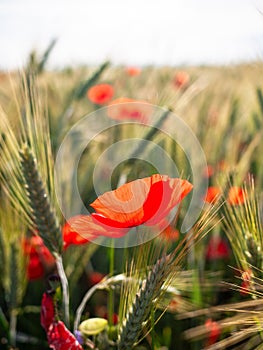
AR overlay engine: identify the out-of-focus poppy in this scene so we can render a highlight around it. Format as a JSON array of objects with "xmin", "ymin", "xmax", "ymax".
[
  {"xmin": 161, "ymin": 226, "xmax": 179, "ymax": 241},
  {"xmin": 227, "ymin": 186, "xmax": 247, "ymax": 205},
  {"xmin": 103, "ymin": 312, "xmax": 119, "ymax": 325},
  {"xmin": 93, "ymin": 305, "xmax": 118, "ymax": 326},
  {"xmin": 205, "ymin": 236, "xmax": 230, "ymax": 261},
  {"xmin": 87, "ymin": 84, "xmax": 114, "ymax": 105},
  {"xmin": 204, "ymin": 186, "xmax": 222, "ymax": 204},
  {"xmin": 88, "ymin": 271, "xmax": 105, "ymax": 286},
  {"xmin": 23, "ymin": 236, "xmax": 56, "ymax": 280},
  {"xmin": 91, "ymin": 174, "xmax": 192, "ymax": 229},
  {"xmin": 205, "ymin": 319, "xmax": 220, "ymax": 346},
  {"xmin": 107, "ymin": 97, "xmax": 152, "ymax": 123},
  {"xmin": 126, "ymin": 66, "xmax": 141, "ymax": 76},
  {"xmin": 173, "ymin": 71, "xmax": 190, "ymax": 89},
  {"xmin": 158, "ymin": 219, "xmax": 179, "ymax": 241}
]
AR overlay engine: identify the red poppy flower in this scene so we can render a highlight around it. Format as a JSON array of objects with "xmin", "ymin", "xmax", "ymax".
[
  {"xmin": 173, "ymin": 71, "xmax": 190, "ymax": 89},
  {"xmin": 87, "ymin": 84, "xmax": 114, "ymax": 105},
  {"xmin": 126, "ymin": 66, "xmax": 141, "ymax": 76},
  {"xmin": 227, "ymin": 186, "xmax": 247, "ymax": 205},
  {"xmin": 157, "ymin": 219, "xmax": 179, "ymax": 241},
  {"xmin": 205, "ymin": 236, "xmax": 230, "ymax": 261},
  {"xmin": 91, "ymin": 174, "xmax": 193, "ymax": 229},
  {"xmin": 205, "ymin": 319, "xmax": 220, "ymax": 346},
  {"xmin": 41, "ymin": 292, "xmax": 55, "ymax": 332},
  {"xmin": 47, "ymin": 321, "xmax": 83, "ymax": 350},
  {"xmin": 103, "ymin": 312, "xmax": 119, "ymax": 325},
  {"xmin": 63, "ymin": 215, "xmax": 129, "ymax": 246},
  {"xmin": 88, "ymin": 271, "xmax": 105, "ymax": 286},
  {"xmin": 160, "ymin": 225, "xmax": 179, "ymax": 241},
  {"xmin": 107, "ymin": 97, "xmax": 152, "ymax": 123},
  {"xmin": 204, "ymin": 186, "xmax": 222, "ymax": 204},
  {"xmin": 23, "ymin": 236, "xmax": 56, "ymax": 280}
]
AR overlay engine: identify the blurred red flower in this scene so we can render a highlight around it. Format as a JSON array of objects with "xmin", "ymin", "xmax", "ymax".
[
  {"xmin": 204, "ymin": 186, "xmax": 222, "ymax": 204},
  {"xmin": 87, "ymin": 84, "xmax": 114, "ymax": 105},
  {"xmin": 158, "ymin": 219, "xmax": 179, "ymax": 241},
  {"xmin": 227, "ymin": 186, "xmax": 247, "ymax": 205},
  {"xmin": 104, "ymin": 312, "xmax": 119, "ymax": 325},
  {"xmin": 126, "ymin": 66, "xmax": 141, "ymax": 76},
  {"xmin": 91, "ymin": 174, "xmax": 193, "ymax": 229},
  {"xmin": 173, "ymin": 71, "xmax": 190, "ymax": 89},
  {"xmin": 107, "ymin": 97, "xmax": 152, "ymax": 123},
  {"xmin": 88, "ymin": 271, "xmax": 105, "ymax": 286},
  {"xmin": 41, "ymin": 292, "xmax": 55, "ymax": 332},
  {"xmin": 94, "ymin": 306, "xmax": 119, "ymax": 325},
  {"xmin": 206, "ymin": 236, "xmax": 230, "ymax": 260},
  {"xmin": 23, "ymin": 236, "xmax": 55, "ymax": 280},
  {"xmin": 205, "ymin": 318, "xmax": 220, "ymax": 346}
]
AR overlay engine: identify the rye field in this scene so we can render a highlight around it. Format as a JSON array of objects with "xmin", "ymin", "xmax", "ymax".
[{"xmin": 1, "ymin": 50, "xmax": 263, "ymax": 349}]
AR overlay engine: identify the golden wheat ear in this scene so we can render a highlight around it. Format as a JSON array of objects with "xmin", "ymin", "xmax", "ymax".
[{"xmin": 19, "ymin": 144, "xmax": 62, "ymax": 255}]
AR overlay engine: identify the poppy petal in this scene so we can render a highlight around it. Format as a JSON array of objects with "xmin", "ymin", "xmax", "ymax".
[
  {"xmin": 107, "ymin": 98, "xmax": 152, "ymax": 123},
  {"xmin": 143, "ymin": 177, "xmax": 193, "ymax": 225},
  {"xmin": 91, "ymin": 175, "xmax": 193, "ymax": 228},
  {"xmin": 65, "ymin": 215, "xmax": 129, "ymax": 240},
  {"xmin": 63, "ymin": 215, "xmax": 95, "ymax": 248},
  {"xmin": 47, "ymin": 321, "xmax": 84, "ymax": 350},
  {"xmin": 91, "ymin": 177, "xmax": 153, "ymax": 227}
]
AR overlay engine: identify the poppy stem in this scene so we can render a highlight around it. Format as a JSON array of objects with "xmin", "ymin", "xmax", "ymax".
[
  {"xmin": 108, "ymin": 240, "xmax": 115, "ymax": 327},
  {"xmin": 55, "ymin": 255, "xmax": 70, "ymax": 328}
]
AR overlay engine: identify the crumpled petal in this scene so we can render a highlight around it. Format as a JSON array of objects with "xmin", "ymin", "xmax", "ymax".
[{"xmin": 47, "ymin": 321, "xmax": 84, "ymax": 350}]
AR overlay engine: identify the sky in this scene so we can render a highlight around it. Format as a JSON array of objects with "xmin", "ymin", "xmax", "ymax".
[{"xmin": 0, "ymin": 0, "xmax": 263, "ymax": 69}]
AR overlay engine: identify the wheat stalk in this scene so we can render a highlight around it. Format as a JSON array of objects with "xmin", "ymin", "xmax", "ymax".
[
  {"xmin": 19, "ymin": 145, "xmax": 62, "ymax": 255},
  {"xmin": 118, "ymin": 254, "xmax": 171, "ymax": 350}
]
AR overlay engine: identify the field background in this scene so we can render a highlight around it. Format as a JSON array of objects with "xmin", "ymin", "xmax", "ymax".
[{"xmin": 1, "ymin": 57, "xmax": 263, "ymax": 350}]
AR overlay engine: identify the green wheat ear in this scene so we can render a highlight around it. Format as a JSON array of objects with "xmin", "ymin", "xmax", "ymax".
[
  {"xmin": 118, "ymin": 254, "xmax": 171, "ymax": 350},
  {"xmin": 19, "ymin": 144, "xmax": 62, "ymax": 255}
]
